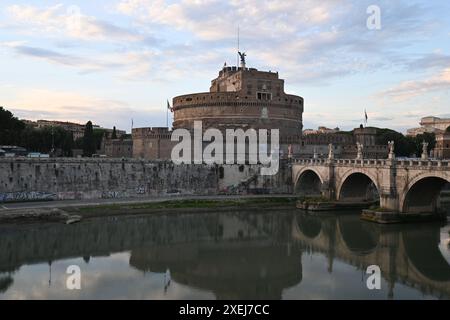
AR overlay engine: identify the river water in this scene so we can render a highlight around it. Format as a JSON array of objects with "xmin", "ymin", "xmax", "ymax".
[{"xmin": 0, "ymin": 209, "xmax": 449, "ymax": 300}]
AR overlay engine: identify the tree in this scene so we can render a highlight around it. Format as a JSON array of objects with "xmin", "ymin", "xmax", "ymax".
[
  {"xmin": 0, "ymin": 106, "xmax": 25, "ymax": 145},
  {"xmin": 83, "ymin": 121, "xmax": 96, "ymax": 157},
  {"xmin": 375, "ymin": 128, "xmax": 416, "ymax": 157},
  {"xmin": 111, "ymin": 126, "xmax": 117, "ymax": 139},
  {"xmin": 446, "ymin": 126, "xmax": 450, "ymax": 133},
  {"xmin": 413, "ymin": 132, "xmax": 435, "ymax": 155}
]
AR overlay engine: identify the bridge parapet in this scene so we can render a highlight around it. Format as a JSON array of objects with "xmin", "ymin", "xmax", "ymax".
[{"xmin": 293, "ymin": 158, "xmax": 450, "ymax": 168}]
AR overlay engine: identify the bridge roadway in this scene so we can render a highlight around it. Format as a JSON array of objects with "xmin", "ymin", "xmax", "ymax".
[{"xmin": 292, "ymin": 158, "xmax": 450, "ymax": 214}]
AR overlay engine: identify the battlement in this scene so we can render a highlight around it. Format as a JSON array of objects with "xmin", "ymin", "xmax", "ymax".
[{"xmin": 132, "ymin": 127, "xmax": 172, "ymax": 139}]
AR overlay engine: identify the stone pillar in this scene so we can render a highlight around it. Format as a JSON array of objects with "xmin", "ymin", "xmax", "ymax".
[
  {"xmin": 319, "ymin": 161, "xmax": 335, "ymax": 200},
  {"xmin": 379, "ymin": 158, "xmax": 399, "ymax": 211}
]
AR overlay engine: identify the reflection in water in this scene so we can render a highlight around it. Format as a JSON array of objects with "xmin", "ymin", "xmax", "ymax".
[{"xmin": 0, "ymin": 210, "xmax": 449, "ymax": 300}]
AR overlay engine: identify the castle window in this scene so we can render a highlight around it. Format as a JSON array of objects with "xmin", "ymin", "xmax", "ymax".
[{"xmin": 257, "ymin": 92, "xmax": 272, "ymax": 101}]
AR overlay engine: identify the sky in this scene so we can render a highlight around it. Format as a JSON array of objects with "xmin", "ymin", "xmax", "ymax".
[{"xmin": 1, "ymin": 0, "xmax": 450, "ymax": 133}]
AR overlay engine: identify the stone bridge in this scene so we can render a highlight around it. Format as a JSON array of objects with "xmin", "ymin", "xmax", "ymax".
[{"xmin": 292, "ymin": 158, "xmax": 450, "ymax": 214}]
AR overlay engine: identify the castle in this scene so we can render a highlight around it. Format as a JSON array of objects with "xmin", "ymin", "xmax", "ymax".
[
  {"xmin": 132, "ymin": 57, "xmax": 304, "ymax": 160},
  {"xmin": 125, "ymin": 56, "xmax": 386, "ymax": 160}
]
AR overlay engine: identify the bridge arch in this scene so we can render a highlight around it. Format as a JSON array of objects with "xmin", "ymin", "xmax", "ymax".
[
  {"xmin": 337, "ymin": 170, "xmax": 380, "ymax": 202},
  {"xmin": 400, "ymin": 173, "xmax": 450, "ymax": 214},
  {"xmin": 294, "ymin": 168, "xmax": 324, "ymax": 197}
]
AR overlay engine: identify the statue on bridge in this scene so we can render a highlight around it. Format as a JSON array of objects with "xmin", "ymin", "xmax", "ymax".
[
  {"xmin": 388, "ymin": 141, "xmax": 395, "ymax": 160},
  {"xmin": 356, "ymin": 142, "xmax": 364, "ymax": 160},
  {"xmin": 421, "ymin": 141, "xmax": 429, "ymax": 160},
  {"xmin": 328, "ymin": 143, "xmax": 334, "ymax": 160}
]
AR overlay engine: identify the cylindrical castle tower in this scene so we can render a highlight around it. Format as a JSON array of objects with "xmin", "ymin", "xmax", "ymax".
[{"xmin": 172, "ymin": 65, "xmax": 303, "ymax": 141}]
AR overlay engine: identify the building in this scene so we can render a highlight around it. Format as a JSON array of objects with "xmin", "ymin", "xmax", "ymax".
[
  {"xmin": 407, "ymin": 116, "xmax": 450, "ymax": 136},
  {"xmin": 35, "ymin": 120, "xmax": 86, "ymax": 140},
  {"xmin": 303, "ymin": 126, "xmax": 341, "ymax": 135},
  {"xmin": 132, "ymin": 127, "xmax": 175, "ymax": 160},
  {"xmin": 25, "ymin": 119, "xmax": 127, "ymax": 141},
  {"xmin": 173, "ymin": 63, "xmax": 304, "ymax": 140},
  {"xmin": 133, "ymin": 58, "xmax": 304, "ymax": 160},
  {"xmin": 101, "ymin": 138, "xmax": 133, "ymax": 158},
  {"xmin": 435, "ymin": 130, "xmax": 450, "ymax": 159},
  {"xmin": 297, "ymin": 126, "xmax": 388, "ymax": 159}
]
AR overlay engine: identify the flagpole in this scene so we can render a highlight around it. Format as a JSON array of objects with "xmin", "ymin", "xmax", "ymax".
[{"xmin": 166, "ymin": 102, "xmax": 168, "ymax": 128}]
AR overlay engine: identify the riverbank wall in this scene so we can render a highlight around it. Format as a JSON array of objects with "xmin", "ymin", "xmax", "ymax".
[{"xmin": 0, "ymin": 158, "xmax": 292, "ymax": 202}]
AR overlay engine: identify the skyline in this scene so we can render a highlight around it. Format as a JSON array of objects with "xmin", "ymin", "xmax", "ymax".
[{"xmin": 1, "ymin": 0, "xmax": 450, "ymax": 133}]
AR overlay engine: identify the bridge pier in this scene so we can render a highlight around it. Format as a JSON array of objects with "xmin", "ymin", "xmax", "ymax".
[{"xmin": 379, "ymin": 193, "xmax": 398, "ymax": 212}]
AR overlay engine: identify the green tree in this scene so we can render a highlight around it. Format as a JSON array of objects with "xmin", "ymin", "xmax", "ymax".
[
  {"xmin": 446, "ymin": 126, "xmax": 450, "ymax": 133},
  {"xmin": 413, "ymin": 132, "xmax": 436, "ymax": 156},
  {"xmin": 83, "ymin": 121, "xmax": 96, "ymax": 157},
  {"xmin": 0, "ymin": 106, "xmax": 25, "ymax": 145},
  {"xmin": 375, "ymin": 128, "xmax": 416, "ymax": 157}
]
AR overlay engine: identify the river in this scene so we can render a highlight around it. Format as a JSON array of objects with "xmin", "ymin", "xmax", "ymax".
[{"xmin": 0, "ymin": 209, "xmax": 449, "ymax": 299}]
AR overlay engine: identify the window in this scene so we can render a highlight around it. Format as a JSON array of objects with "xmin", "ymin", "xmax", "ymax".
[{"xmin": 257, "ymin": 92, "xmax": 272, "ymax": 101}]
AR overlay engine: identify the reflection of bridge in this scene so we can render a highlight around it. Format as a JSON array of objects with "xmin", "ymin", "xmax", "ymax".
[
  {"xmin": 292, "ymin": 158, "xmax": 450, "ymax": 214},
  {"xmin": 0, "ymin": 210, "xmax": 449, "ymax": 299},
  {"xmin": 292, "ymin": 214, "xmax": 450, "ymax": 299}
]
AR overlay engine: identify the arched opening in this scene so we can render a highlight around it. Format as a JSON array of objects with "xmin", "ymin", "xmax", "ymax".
[
  {"xmin": 338, "ymin": 216, "xmax": 378, "ymax": 255},
  {"xmin": 339, "ymin": 173, "xmax": 379, "ymax": 203},
  {"xmin": 295, "ymin": 170, "xmax": 322, "ymax": 197},
  {"xmin": 403, "ymin": 177, "xmax": 450, "ymax": 214}
]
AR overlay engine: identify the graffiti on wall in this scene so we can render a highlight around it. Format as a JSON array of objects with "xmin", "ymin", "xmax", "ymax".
[{"xmin": 0, "ymin": 191, "xmax": 57, "ymax": 202}]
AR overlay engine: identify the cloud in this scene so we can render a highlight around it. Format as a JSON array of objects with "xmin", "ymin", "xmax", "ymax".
[
  {"xmin": 115, "ymin": 0, "xmax": 435, "ymax": 84},
  {"xmin": 5, "ymin": 4, "xmax": 143, "ymax": 42},
  {"xmin": 406, "ymin": 53, "xmax": 450, "ymax": 71},
  {"xmin": 1, "ymin": 41, "xmax": 160, "ymax": 79},
  {"xmin": 2, "ymin": 88, "xmax": 165, "ymax": 131},
  {"xmin": 380, "ymin": 68, "xmax": 450, "ymax": 102}
]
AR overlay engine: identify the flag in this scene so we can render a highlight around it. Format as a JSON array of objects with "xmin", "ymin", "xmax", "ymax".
[
  {"xmin": 364, "ymin": 109, "xmax": 368, "ymax": 124},
  {"xmin": 167, "ymin": 100, "xmax": 173, "ymax": 112}
]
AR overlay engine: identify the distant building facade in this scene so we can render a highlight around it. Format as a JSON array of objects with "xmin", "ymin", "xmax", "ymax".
[
  {"xmin": 35, "ymin": 120, "xmax": 86, "ymax": 140},
  {"xmin": 24, "ymin": 119, "xmax": 126, "ymax": 141},
  {"xmin": 407, "ymin": 116, "xmax": 450, "ymax": 137},
  {"xmin": 435, "ymin": 131, "xmax": 450, "ymax": 159},
  {"xmin": 297, "ymin": 126, "xmax": 388, "ymax": 159}
]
